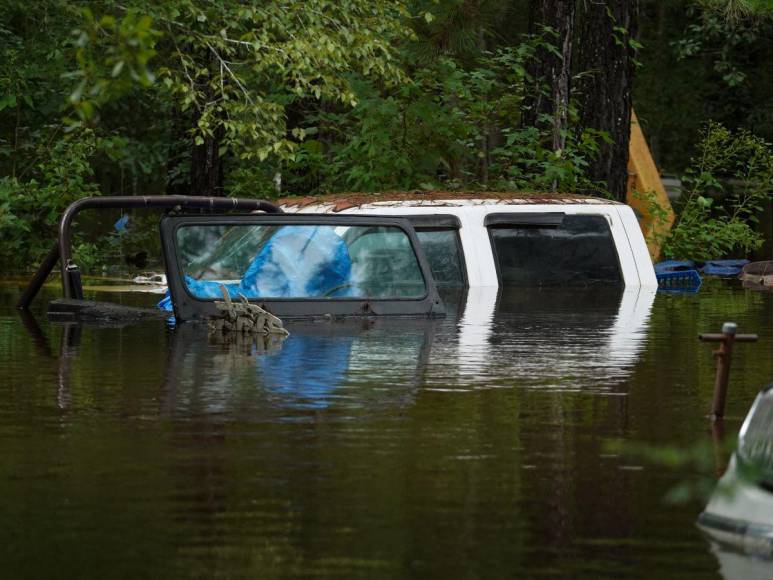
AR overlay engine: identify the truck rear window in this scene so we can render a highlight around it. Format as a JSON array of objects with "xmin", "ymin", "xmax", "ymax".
[{"xmin": 487, "ymin": 214, "xmax": 622, "ymax": 286}]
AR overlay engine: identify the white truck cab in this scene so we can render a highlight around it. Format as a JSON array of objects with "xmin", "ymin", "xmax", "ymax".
[{"xmin": 281, "ymin": 194, "xmax": 657, "ymax": 288}]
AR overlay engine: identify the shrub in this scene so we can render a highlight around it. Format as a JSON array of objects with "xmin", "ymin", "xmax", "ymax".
[
  {"xmin": 0, "ymin": 129, "xmax": 100, "ymax": 272},
  {"xmin": 663, "ymin": 122, "xmax": 772, "ymax": 260}
]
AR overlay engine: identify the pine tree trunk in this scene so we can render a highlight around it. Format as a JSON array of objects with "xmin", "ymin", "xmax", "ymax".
[
  {"xmin": 477, "ymin": 27, "xmax": 490, "ymax": 187},
  {"xmin": 189, "ymin": 125, "xmax": 224, "ymax": 197},
  {"xmin": 576, "ymin": 0, "xmax": 638, "ymax": 201},
  {"xmin": 189, "ymin": 49, "xmax": 225, "ymax": 197},
  {"xmin": 165, "ymin": 105, "xmax": 190, "ymax": 196},
  {"xmin": 522, "ymin": 0, "xmax": 575, "ymax": 153}
]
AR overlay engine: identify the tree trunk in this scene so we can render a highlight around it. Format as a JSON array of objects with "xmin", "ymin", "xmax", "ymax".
[
  {"xmin": 189, "ymin": 49, "xmax": 225, "ymax": 197},
  {"xmin": 576, "ymin": 0, "xmax": 639, "ymax": 201},
  {"xmin": 522, "ymin": 0, "xmax": 575, "ymax": 153},
  {"xmin": 477, "ymin": 27, "xmax": 490, "ymax": 187},
  {"xmin": 189, "ymin": 125, "xmax": 224, "ymax": 197},
  {"xmin": 165, "ymin": 105, "xmax": 190, "ymax": 196}
]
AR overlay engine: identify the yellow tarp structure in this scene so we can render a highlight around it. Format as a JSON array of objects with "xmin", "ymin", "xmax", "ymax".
[{"xmin": 626, "ymin": 110, "xmax": 675, "ymax": 260}]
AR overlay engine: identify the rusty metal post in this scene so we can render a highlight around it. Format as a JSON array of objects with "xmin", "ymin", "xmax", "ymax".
[
  {"xmin": 712, "ymin": 322, "xmax": 736, "ymax": 419},
  {"xmin": 699, "ymin": 322, "xmax": 758, "ymax": 420},
  {"xmin": 16, "ymin": 242, "xmax": 60, "ymax": 310}
]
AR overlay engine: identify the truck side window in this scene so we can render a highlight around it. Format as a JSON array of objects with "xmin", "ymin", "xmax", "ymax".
[
  {"xmin": 415, "ymin": 229, "xmax": 466, "ymax": 288},
  {"xmin": 488, "ymin": 215, "xmax": 622, "ymax": 286}
]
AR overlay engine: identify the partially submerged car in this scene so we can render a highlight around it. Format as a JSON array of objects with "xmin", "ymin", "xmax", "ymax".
[
  {"xmin": 18, "ymin": 192, "xmax": 657, "ymax": 323},
  {"xmin": 699, "ymin": 384, "xmax": 773, "ymax": 556}
]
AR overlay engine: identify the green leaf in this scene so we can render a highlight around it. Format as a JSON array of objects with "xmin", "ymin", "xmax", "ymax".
[{"xmin": 0, "ymin": 95, "xmax": 17, "ymax": 111}]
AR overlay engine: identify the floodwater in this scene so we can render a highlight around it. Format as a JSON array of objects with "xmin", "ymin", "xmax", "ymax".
[{"xmin": 1, "ymin": 282, "xmax": 772, "ymax": 578}]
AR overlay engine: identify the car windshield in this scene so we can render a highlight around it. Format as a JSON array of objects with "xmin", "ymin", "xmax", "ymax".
[
  {"xmin": 739, "ymin": 387, "xmax": 773, "ymax": 484},
  {"xmin": 176, "ymin": 223, "xmax": 427, "ymax": 300}
]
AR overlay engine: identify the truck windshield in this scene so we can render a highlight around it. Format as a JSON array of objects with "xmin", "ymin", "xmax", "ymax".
[
  {"xmin": 176, "ymin": 223, "xmax": 427, "ymax": 299},
  {"xmin": 488, "ymin": 214, "xmax": 622, "ymax": 286}
]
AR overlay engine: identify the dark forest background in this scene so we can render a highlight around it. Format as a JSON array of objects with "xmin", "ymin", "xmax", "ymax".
[{"xmin": 1, "ymin": 0, "xmax": 771, "ymax": 269}]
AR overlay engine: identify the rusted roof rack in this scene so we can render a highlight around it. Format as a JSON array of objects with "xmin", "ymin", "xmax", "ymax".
[
  {"xmin": 17, "ymin": 195, "xmax": 282, "ymax": 310},
  {"xmin": 278, "ymin": 191, "xmax": 619, "ymax": 213}
]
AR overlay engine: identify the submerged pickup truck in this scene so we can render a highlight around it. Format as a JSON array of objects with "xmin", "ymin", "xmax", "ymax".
[
  {"xmin": 19, "ymin": 193, "xmax": 657, "ymax": 322},
  {"xmin": 281, "ymin": 192, "xmax": 657, "ymax": 289}
]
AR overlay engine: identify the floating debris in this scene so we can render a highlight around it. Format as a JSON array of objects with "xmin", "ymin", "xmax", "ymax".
[
  {"xmin": 208, "ymin": 285, "xmax": 289, "ymax": 344},
  {"xmin": 132, "ymin": 272, "xmax": 167, "ymax": 285},
  {"xmin": 741, "ymin": 261, "xmax": 773, "ymax": 292},
  {"xmin": 48, "ymin": 298, "xmax": 169, "ymax": 324}
]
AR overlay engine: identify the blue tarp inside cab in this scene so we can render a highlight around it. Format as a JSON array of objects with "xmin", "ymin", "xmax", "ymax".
[{"xmin": 158, "ymin": 225, "xmax": 354, "ymax": 311}]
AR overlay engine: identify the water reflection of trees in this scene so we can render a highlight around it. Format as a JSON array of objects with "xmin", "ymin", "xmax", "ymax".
[{"xmin": 16, "ymin": 285, "xmax": 730, "ymax": 576}]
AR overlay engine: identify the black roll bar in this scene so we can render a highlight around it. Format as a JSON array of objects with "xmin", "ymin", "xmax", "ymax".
[{"xmin": 17, "ymin": 195, "xmax": 282, "ymax": 309}]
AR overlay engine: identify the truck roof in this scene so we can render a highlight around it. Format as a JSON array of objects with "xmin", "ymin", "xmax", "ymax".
[
  {"xmin": 279, "ymin": 190, "xmax": 655, "ymax": 289},
  {"xmin": 278, "ymin": 191, "xmax": 620, "ymax": 213}
]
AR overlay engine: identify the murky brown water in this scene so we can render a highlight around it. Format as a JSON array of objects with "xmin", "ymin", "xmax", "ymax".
[{"xmin": 1, "ymin": 281, "xmax": 772, "ymax": 578}]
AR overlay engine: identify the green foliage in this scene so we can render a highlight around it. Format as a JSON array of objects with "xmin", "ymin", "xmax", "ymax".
[
  {"xmin": 696, "ymin": 0, "xmax": 773, "ymax": 22},
  {"xmin": 490, "ymin": 124, "xmax": 608, "ymax": 193},
  {"xmin": 0, "ymin": 0, "xmax": 414, "ymax": 272},
  {"xmin": 663, "ymin": 122, "xmax": 773, "ymax": 260},
  {"xmin": 66, "ymin": 3, "xmax": 606, "ymax": 197},
  {"xmin": 72, "ymin": 0, "xmax": 411, "ymax": 165},
  {"xmin": 630, "ymin": 187, "xmax": 673, "ymax": 252},
  {"xmin": 635, "ymin": 0, "xmax": 772, "ymax": 173},
  {"xmin": 673, "ymin": 3, "xmax": 770, "ymax": 87},
  {"xmin": 0, "ymin": 130, "xmax": 100, "ymax": 271},
  {"xmin": 68, "ymin": 8, "xmax": 158, "ymax": 125},
  {"xmin": 267, "ymin": 37, "xmax": 609, "ymax": 195},
  {"xmin": 314, "ymin": 62, "xmax": 476, "ymax": 192},
  {"xmin": 409, "ymin": 0, "xmax": 514, "ymax": 62},
  {"xmin": 0, "ymin": 0, "xmax": 771, "ymax": 274}
]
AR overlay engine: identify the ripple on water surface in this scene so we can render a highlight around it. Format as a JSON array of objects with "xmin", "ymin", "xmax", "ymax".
[{"xmin": 0, "ymin": 283, "xmax": 772, "ymax": 577}]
